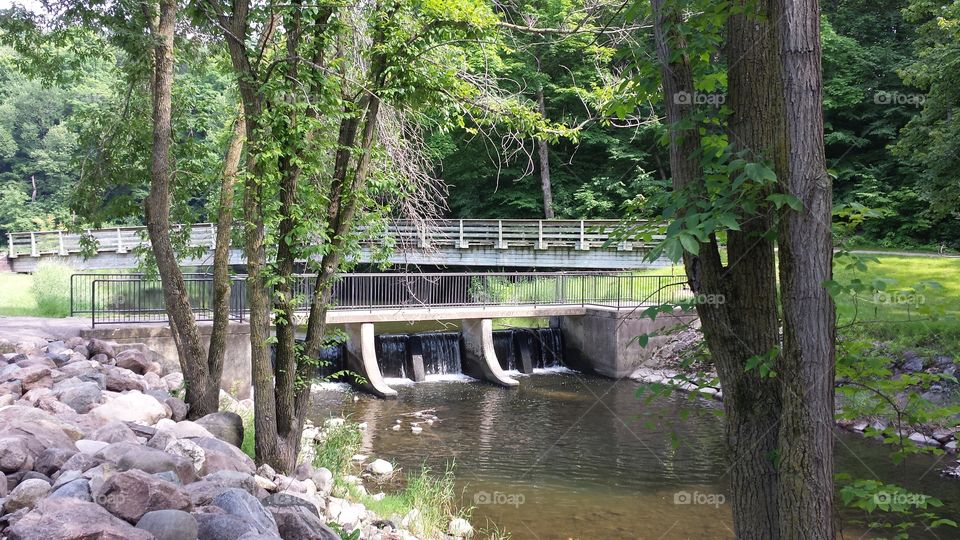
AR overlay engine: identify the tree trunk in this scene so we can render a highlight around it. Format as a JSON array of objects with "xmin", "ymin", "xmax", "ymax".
[
  {"xmin": 535, "ymin": 87, "xmax": 554, "ymax": 219},
  {"xmin": 651, "ymin": 1, "xmax": 785, "ymax": 537},
  {"xmin": 142, "ymin": 0, "xmax": 218, "ymax": 418},
  {"xmin": 775, "ymin": 0, "xmax": 836, "ymax": 537}
]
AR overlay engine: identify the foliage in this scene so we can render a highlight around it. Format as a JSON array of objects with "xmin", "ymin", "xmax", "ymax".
[
  {"xmin": 313, "ymin": 422, "xmax": 363, "ymax": 479},
  {"xmin": 837, "ymin": 476, "xmax": 957, "ymax": 538},
  {"xmin": 0, "ymin": 272, "xmax": 38, "ymax": 316},
  {"xmin": 30, "ymin": 259, "xmax": 72, "ymax": 317},
  {"xmin": 361, "ymin": 464, "xmax": 461, "ymax": 539}
]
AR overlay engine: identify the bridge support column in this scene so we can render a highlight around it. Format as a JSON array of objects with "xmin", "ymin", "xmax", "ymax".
[
  {"xmin": 344, "ymin": 323, "xmax": 397, "ymax": 398},
  {"xmin": 461, "ymin": 319, "xmax": 519, "ymax": 387}
]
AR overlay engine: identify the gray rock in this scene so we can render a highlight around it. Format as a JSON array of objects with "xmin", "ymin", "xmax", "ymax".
[
  {"xmin": 136, "ymin": 509, "xmax": 199, "ymax": 540},
  {"xmin": 166, "ymin": 396, "xmax": 189, "ymax": 421},
  {"xmin": 0, "ymin": 436, "xmax": 33, "ymax": 473},
  {"xmin": 59, "ymin": 452, "xmax": 104, "ymax": 474},
  {"xmin": 5, "ymin": 365, "xmax": 52, "ymax": 391},
  {"xmin": 190, "ymin": 437, "xmax": 255, "ymax": 473},
  {"xmin": 57, "ymin": 381, "xmax": 102, "ymax": 413},
  {"xmin": 4, "ymin": 478, "xmax": 50, "ymax": 513},
  {"xmin": 7, "ymin": 497, "xmax": 152, "ymax": 540},
  {"xmin": 212, "ymin": 488, "xmax": 279, "ymax": 535},
  {"xmin": 312, "ymin": 467, "xmax": 333, "ymax": 494},
  {"xmin": 87, "ymin": 339, "xmax": 116, "ymax": 359},
  {"xmin": 293, "ymin": 462, "xmax": 313, "ymax": 481},
  {"xmin": 93, "ymin": 468, "xmax": 193, "ymax": 523},
  {"xmin": 91, "ymin": 421, "xmax": 138, "ymax": 443},
  {"xmin": 6, "ymin": 471, "xmax": 52, "ymax": 492},
  {"xmin": 104, "ymin": 366, "xmax": 147, "ymax": 392},
  {"xmin": 49, "ymin": 478, "xmax": 92, "ymax": 502},
  {"xmin": 195, "ymin": 513, "xmax": 258, "ymax": 540},
  {"xmin": 76, "ymin": 439, "xmax": 110, "ymax": 455},
  {"xmin": 261, "ymin": 492, "xmax": 320, "ymax": 518},
  {"xmin": 902, "ymin": 353, "xmax": 924, "ymax": 373},
  {"xmin": 96, "ymin": 442, "xmax": 198, "ymax": 485},
  {"xmin": 195, "ymin": 412, "xmax": 244, "ymax": 448},
  {"xmin": 116, "ymin": 349, "xmax": 150, "ymax": 375},
  {"xmin": 148, "ymin": 429, "xmax": 177, "ymax": 451},
  {"xmin": 34, "ymin": 446, "xmax": 77, "ymax": 476}
]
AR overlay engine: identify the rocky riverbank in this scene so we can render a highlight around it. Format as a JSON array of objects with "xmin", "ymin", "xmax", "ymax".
[
  {"xmin": 629, "ymin": 320, "xmax": 960, "ymax": 478},
  {"xmin": 0, "ymin": 336, "xmax": 474, "ymax": 539}
]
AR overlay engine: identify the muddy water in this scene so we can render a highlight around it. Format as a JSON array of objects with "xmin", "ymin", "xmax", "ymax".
[{"xmin": 309, "ymin": 373, "xmax": 958, "ymax": 539}]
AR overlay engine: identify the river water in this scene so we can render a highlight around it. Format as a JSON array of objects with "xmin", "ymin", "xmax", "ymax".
[{"xmin": 309, "ymin": 372, "xmax": 959, "ymax": 539}]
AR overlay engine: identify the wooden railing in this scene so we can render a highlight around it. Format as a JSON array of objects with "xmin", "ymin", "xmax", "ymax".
[{"xmin": 7, "ymin": 219, "xmax": 661, "ymax": 259}]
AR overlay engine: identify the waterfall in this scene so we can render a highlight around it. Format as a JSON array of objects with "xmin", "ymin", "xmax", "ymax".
[
  {"xmin": 316, "ymin": 344, "xmax": 345, "ymax": 379},
  {"xmin": 375, "ymin": 334, "xmax": 409, "ymax": 378},
  {"xmin": 536, "ymin": 327, "xmax": 564, "ymax": 368},
  {"xmin": 493, "ymin": 330, "xmax": 517, "ymax": 371},
  {"xmin": 420, "ymin": 332, "xmax": 462, "ymax": 375}
]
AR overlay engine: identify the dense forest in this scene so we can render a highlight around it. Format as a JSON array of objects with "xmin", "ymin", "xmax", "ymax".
[{"xmin": 0, "ymin": 0, "xmax": 957, "ymax": 249}]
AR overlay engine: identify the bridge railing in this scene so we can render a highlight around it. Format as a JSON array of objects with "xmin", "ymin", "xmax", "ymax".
[
  {"xmin": 10, "ymin": 220, "xmax": 661, "ymax": 258},
  {"xmin": 81, "ymin": 272, "xmax": 690, "ymax": 326}
]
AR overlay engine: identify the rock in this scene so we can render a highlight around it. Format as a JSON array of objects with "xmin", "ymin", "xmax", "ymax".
[
  {"xmin": 448, "ymin": 517, "xmax": 474, "ymax": 538},
  {"xmin": 0, "ymin": 436, "xmax": 33, "ymax": 473},
  {"xmin": 49, "ymin": 478, "xmax": 93, "ymax": 501},
  {"xmin": 311, "ymin": 467, "xmax": 333, "ymax": 494},
  {"xmin": 167, "ymin": 420, "xmax": 216, "ymax": 439},
  {"xmin": 293, "ymin": 462, "xmax": 313, "ymax": 481},
  {"xmin": 92, "ymin": 421, "xmax": 138, "ymax": 443},
  {"xmin": 167, "ymin": 438, "xmax": 206, "ymax": 472},
  {"xmin": 96, "ymin": 442, "xmax": 198, "ymax": 485},
  {"xmin": 367, "ymin": 458, "xmax": 394, "ymax": 476},
  {"xmin": 76, "ymin": 439, "xmax": 110, "ymax": 455},
  {"xmin": 326, "ymin": 497, "xmax": 365, "ymax": 530},
  {"xmin": 183, "ymin": 471, "xmax": 263, "ymax": 506},
  {"xmin": 136, "ymin": 509, "xmax": 199, "ymax": 540},
  {"xmin": 190, "ymin": 437, "xmax": 255, "ymax": 471},
  {"xmin": 932, "ymin": 428, "xmax": 955, "ymax": 443},
  {"xmin": 212, "ymin": 488, "xmax": 279, "ymax": 535},
  {"xmin": 4, "ymin": 478, "xmax": 51, "ymax": 513},
  {"xmin": 261, "ymin": 492, "xmax": 321, "ymax": 518},
  {"xmin": 90, "ymin": 353, "xmax": 109, "ymax": 364},
  {"xmin": 115, "ymin": 349, "xmax": 151, "ymax": 375},
  {"xmin": 274, "ymin": 476, "xmax": 312, "ymax": 495},
  {"xmin": 902, "ymin": 354, "xmax": 924, "ymax": 373},
  {"xmin": 56, "ymin": 381, "xmax": 103, "ymax": 413},
  {"xmin": 195, "ymin": 412, "xmax": 244, "ymax": 448},
  {"xmin": 92, "ymin": 391, "xmax": 168, "ymax": 424},
  {"xmin": 0, "ymin": 407, "xmax": 81, "ymax": 460},
  {"xmin": 34, "ymin": 447, "xmax": 78, "ymax": 476},
  {"xmin": 144, "ymin": 372, "xmax": 165, "ymax": 391},
  {"xmin": 946, "ymin": 441, "xmax": 958, "ymax": 452},
  {"xmin": 257, "ymin": 464, "xmax": 277, "ymax": 481},
  {"xmin": 104, "ymin": 366, "xmax": 147, "ymax": 392},
  {"xmin": 908, "ymin": 432, "xmax": 939, "ymax": 446},
  {"xmin": 7, "ymin": 497, "xmax": 153, "ymax": 540},
  {"xmin": 148, "ymin": 429, "xmax": 177, "ymax": 451},
  {"xmin": 254, "ymin": 475, "xmax": 277, "ymax": 491},
  {"xmin": 270, "ymin": 504, "xmax": 339, "ymax": 540},
  {"xmin": 87, "ymin": 339, "xmax": 116, "ymax": 359},
  {"xmin": 60, "ymin": 452, "xmax": 103, "ymax": 474},
  {"xmin": 65, "ymin": 337, "xmax": 86, "ymax": 350},
  {"xmin": 166, "ymin": 397, "xmax": 189, "ymax": 421},
  {"xmin": 5, "ymin": 365, "xmax": 52, "ymax": 391},
  {"xmin": 195, "ymin": 513, "xmax": 258, "ymax": 540},
  {"xmin": 163, "ymin": 372, "xmax": 185, "ymax": 393},
  {"xmin": 93, "ymin": 468, "xmax": 193, "ymax": 523}
]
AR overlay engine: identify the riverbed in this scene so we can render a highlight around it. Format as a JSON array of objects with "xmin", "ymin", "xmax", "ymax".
[{"xmin": 309, "ymin": 372, "xmax": 958, "ymax": 539}]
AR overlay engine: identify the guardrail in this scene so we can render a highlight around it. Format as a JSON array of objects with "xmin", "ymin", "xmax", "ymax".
[
  {"xmin": 10, "ymin": 219, "xmax": 659, "ymax": 259},
  {"xmin": 79, "ymin": 272, "xmax": 690, "ymax": 327}
]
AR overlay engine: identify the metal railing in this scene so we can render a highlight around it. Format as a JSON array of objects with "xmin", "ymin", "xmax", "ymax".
[
  {"xmin": 80, "ymin": 272, "xmax": 690, "ymax": 326},
  {"xmin": 10, "ymin": 219, "xmax": 662, "ymax": 259}
]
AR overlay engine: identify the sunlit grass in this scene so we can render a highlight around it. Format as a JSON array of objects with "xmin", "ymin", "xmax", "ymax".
[{"xmin": 0, "ymin": 273, "xmax": 40, "ymax": 316}]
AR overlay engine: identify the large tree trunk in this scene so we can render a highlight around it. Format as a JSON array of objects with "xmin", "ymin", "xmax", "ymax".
[
  {"xmin": 143, "ymin": 0, "xmax": 218, "ymax": 418},
  {"xmin": 651, "ymin": 0, "xmax": 785, "ymax": 537},
  {"xmin": 775, "ymin": 0, "xmax": 836, "ymax": 536},
  {"xmin": 535, "ymin": 87, "xmax": 554, "ymax": 219}
]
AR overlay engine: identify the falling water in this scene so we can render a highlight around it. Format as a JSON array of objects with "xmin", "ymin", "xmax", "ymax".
[
  {"xmin": 536, "ymin": 327, "xmax": 564, "ymax": 368},
  {"xmin": 375, "ymin": 334, "xmax": 409, "ymax": 378},
  {"xmin": 420, "ymin": 332, "xmax": 463, "ymax": 375},
  {"xmin": 492, "ymin": 330, "xmax": 517, "ymax": 371}
]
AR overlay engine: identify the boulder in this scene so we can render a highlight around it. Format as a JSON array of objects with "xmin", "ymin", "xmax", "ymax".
[
  {"xmin": 163, "ymin": 372, "xmax": 185, "ymax": 393},
  {"xmin": 902, "ymin": 353, "xmax": 924, "ymax": 373},
  {"xmin": 59, "ymin": 452, "xmax": 104, "ymax": 474},
  {"xmin": 115, "ymin": 349, "xmax": 151, "ymax": 375},
  {"xmin": 4, "ymin": 478, "xmax": 51, "ymax": 513},
  {"xmin": 7, "ymin": 497, "xmax": 152, "ymax": 540},
  {"xmin": 367, "ymin": 458, "xmax": 394, "ymax": 476},
  {"xmin": 448, "ymin": 517, "xmax": 474, "ymax": 538},
  {"xmin": 190, "ymin": 437, "xmax": 255, "ymax": 472},
  {"xmin": 136, "ymin": 509, "xmax": 199, "ymax": 540},
  {"xmin": 256, "ymin": 464, "xmax": 277, "ymax": 481},
  {"xmin": 95, "ymin": 442, "xmax": 198, "ymax": 485},
  {"xmin": 76, "ymin": 439, "xmax": 110, "ymax": 455},
  {"xmin": 293, "ymin": 462, "xmax": 313, "ymax": 481},
  {"xmin": 49, "ymin": 478, "xmax": 93, "ymax": 502},
  {"xmin": 0, "ymin": 436, "xmax": 34, "ymax": 473},
  {"xmin": 56, "ymin": 381, "xmax": 103, "ymax": 414},
  {"xmin": 91, "ymin": 421, "xmax": 138, "ymax": 443},
  {"xmin": 93, "ymin": 468, "xmax": 192, "ymax": 523},
  {"xmin": 195, "ymin": 412, "xmax": 244, "ymax": 448},
  {"xmin": 166, "ymin": 397, "xmax": 189, "ymax": 421},
  {"xmin": 261, "ymin": 492, "xmax": 320, "ymax": 518},
  {"xmin": 87, "ymin": 339, "xmax": 116, "ymax": 359},
  {"xmin": 183, "ymin": 471, "xmax": 264, "ymax": 506},
  {"xmin": 34, "ymin": 446, "xmax": 78, "ymax": 476},
  {"xmin": 65, "ymin": 337, "xmax": 87, "ymax": 350},
  {"xmin": 326, "ymin": 497, "xmax": 365, "ymax": 530},
  {"xmin": 104, "ymin": 366, "xmax": 147, "ymax": 392},
  {"xmin": 270, "ymin": 504, "xmax": 339, "ymax": 540},
  {"xmin": 5, "ymin": 365, "xmax": 52, "ymax": 391},
  {"xmin": 0, "ymin": 406, "xmax": 81, "ymax": 458},
  {"xmin": 91, "ymin": 391, "xmax": 168, "ymax": 424},
  {"xmin": 212, "ymin": 488, "xmax": 279, "ymax": 535},
  {"xmin": 166, "ymin": 438, "xmax": 206, "ymax": 472},
  {"xmin": 166, "ymin": 420, "xmax": 216, "ymax": 439},
  {"xmin": 195, "ymin": 513, "xmax": 259, "ymax": 540},
  {"xmin": 312, "ymin": 467, "xmax": 333, "ymax": 495}
]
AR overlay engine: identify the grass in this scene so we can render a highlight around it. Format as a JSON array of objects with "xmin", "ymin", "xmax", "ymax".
[
  {"xmin": 0, "ymin": 273, "xmax": 40, "ymax": 316},
  {"xmin": 31, "ymin": 260, "xmax": 73, "ymax": 317},
  {"xmin": 313, "ymin": 422, "xmax": 364, "ymax": 478}
]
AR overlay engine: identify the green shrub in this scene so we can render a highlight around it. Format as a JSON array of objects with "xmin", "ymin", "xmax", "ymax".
[
  {"xmin": 31, "ymin": 260, "xmax": 73, "ymax": 317},
  {"xmin": 313, "ymin": 421, "xmax": 363, "ymax": 478}
]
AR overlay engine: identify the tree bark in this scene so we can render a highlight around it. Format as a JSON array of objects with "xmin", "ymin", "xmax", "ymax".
[
  {"xmin": 775, "ymin": 0, "xmax": 836, "ymax": 536},
  {"xmin": 535, "ymin": 87, "xmax": 554, "ymax": 219}
]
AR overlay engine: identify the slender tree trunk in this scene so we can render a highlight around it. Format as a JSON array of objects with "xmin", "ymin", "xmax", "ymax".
[
  {"xmin": 535, "ymin": 87, "xmax": 554, "ymax": 219},
  {"xmin": 775, "ymin": 0, "xmax": 836, "ymax": 536},
  {"xmin": 142, "ymin": 0, "xmax": 218, "ymax": 418},
  {"xmin": 651, "ymin": 1, "xmax": 785, "ymax": 537}
]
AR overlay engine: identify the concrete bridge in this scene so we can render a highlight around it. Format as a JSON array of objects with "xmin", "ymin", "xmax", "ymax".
[
  {"xmin": 6, "ymin": 219, "xmax": 667, "ymax": 272},
  {"xmin": 76, "ymin": 271, "xmax": 696, "ymax": 398}
]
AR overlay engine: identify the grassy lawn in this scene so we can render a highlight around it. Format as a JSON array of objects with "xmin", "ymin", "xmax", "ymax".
[{"xmin": 0, "ymin": 273, "xmax": 40, "ymax": 316}]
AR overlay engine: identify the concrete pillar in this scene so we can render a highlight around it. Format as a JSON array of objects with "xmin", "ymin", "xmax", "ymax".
[
  {"xmin": 460, "ymin": 319, "xmax": 518, "ymax": 387},
  {"xmin": 344, "ymin": 323, "xmax": 397, "ymax": 398},
  {"xmin": 406, "ymin": 336, "xmax": 427, "ymax": 382}
]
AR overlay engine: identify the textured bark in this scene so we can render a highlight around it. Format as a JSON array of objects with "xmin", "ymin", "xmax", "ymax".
[
  {"xmin": 535, "ymin": 87, "xmax": 555, "ymax": 219},
  {"xmin": 651, "ymin": 1, "xmax": 785, "ymax": 537},
  {"xmin": 142, "ymin": 0, "xmax": 216, "ymax": 418},
  {"xmin": 775, "ymin": 0, "xmax": 836, "ymax": 536}
]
